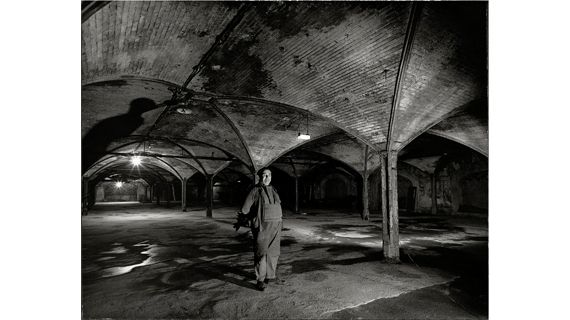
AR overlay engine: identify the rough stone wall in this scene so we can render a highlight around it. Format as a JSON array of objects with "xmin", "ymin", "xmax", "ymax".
[
  {"xmin": 136, "ymin": 182, "xmax": 148, "ymax": 202},
  {"xmin": 398, "ymin": 161, "xmax": 433, "ymax": 214},
  {"xmin": 434, "ymin": 153, "xmax": 488, "ymax": 214},
  {"xmin": 436, "ymin": 168, "xmax": 458, "ymax": 214},
  {"xmin": 316, "ymin": 173, "xmax": 357, "ymax": 201},
  {"xmin": 97, "ymin": 181, "xmax": 138, "ymax": 202},
  {"xmin": 460, "ymin": 170, "xmax": 488, "ymax": 211},
  {"xmin": 373, "ymin": 155, "xmax": 489, "ymax": 215},
  {"xmin": 95, "ymin": 186, "xmax": 105, "ymax": 202},
  {"xmin": 368, "ymin": 169, "xmax": 381, "ymax": 216}
]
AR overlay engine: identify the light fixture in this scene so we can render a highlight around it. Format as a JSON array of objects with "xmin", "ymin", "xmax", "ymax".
[
  {"xmin": 130, "ymin": 141, "xmax": 146, "ymax": 166},
  {"xmin": 115, "ymin": 181, "xmax": 123, "ymax": 188},
  {"xmin": 297, "ymin": 111, "xmax": 311, "ymax": 140},
  {"xmin": 298, "ymin": 133, "xmax": 310, "ymax": 140},
  {"xmin": 131, "ymin": 155, "xmax": 142, "ymax": 166}
]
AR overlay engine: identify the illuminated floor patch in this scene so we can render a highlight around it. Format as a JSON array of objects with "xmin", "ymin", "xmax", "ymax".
[
  {"xmin": 96, "ymin": 256, "xmax": 115, "ymax": 261},
  {"xmin": 331, "ymin": 231, "xmax": 375, "ymax": 238},
  {"xmin": 100, "ymin": 243, "xmax": 160, "ymax": 278},
  {"xmin": 101, "ymin": 257, "xmax": 154, "ymax": 278},
  {"xmin": 101, "ymin": 246, "xmax": 128, "ymax": 254}
]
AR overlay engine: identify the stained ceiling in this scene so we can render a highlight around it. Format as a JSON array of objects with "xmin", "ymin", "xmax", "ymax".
[{"xmin": 81, "ymin": 1, "xmax": 488, "ymax": 183}]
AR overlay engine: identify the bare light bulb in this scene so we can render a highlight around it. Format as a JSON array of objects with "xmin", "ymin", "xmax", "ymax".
[{"xmin": 131, "ymin": 156, "xmax": 142, "ymax": 166}]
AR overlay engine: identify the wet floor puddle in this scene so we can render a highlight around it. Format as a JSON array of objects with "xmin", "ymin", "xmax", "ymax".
[{"xmin": 98, "ymin": 241, "xmax": 161, "ymax": 278}]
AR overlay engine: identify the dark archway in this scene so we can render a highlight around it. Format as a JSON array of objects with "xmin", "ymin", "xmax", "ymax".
[
  {"xmin": 397, "ymin": 175, "xmax": 416, "ymax": 213},
  {"xmin": 301, "ymin": 163, "xmax": 360, "ymax": 212},
  {"xmin": 212, "ymin": 169, "xmax": 253, "ymax": 206}
]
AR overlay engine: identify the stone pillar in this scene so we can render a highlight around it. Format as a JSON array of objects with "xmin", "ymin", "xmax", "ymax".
[
  {"xmin": 362, "ymin": 145, "xmax": 370, "ymax": 220},
  {"xmin": 166, "ymin": 185, "xmax": 171, "ymax": 208},
  {"xmin": 156, "ymin": 184, "xmax": 161, "ymax": 205},
  {"xmin": 171, "ymin": 184, "xmax": 177, "ymax": 201},
  {"xmin": 206, "ymin": 174, "xmax": 214, "ymax": 218},
  {"xmin": 82, "ymin": 177, "xmax": 89, "ymax": 215},
  {"xmin": 294, "ymin": 176, "xmax": 300, "ymax": 214},
  {"xmin": 381, "ymin": 152, "xmax": 400, "ymax": 262},
  {"xmin": 181, "ymin": 178, "xmax": 188, "ymax": 212},
  {"xmin": 431, "ymin": 174, "xmax": 437, "ymax": 215},
  {"xmin": 362, "ymin": 173, "xmax": 369, "ymax": 220}
]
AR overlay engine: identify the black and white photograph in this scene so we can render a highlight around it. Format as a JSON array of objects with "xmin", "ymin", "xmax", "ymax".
[
  {"xmin": 6, "ymin": 0, "xmax": 570, "ymax": 319},
  {"xmin": 79, "ymin": 1, "xmax": 488, "ymax": 318}
]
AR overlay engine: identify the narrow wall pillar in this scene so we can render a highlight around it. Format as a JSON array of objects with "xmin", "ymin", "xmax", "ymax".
[
  {"xmin": 381, "ymin": 152, "xmax": 400, "ymax": 262},
  {"xmin": 166, "ymin": 186, "xmax": 170, "ymax": 208},
  {"xmin": 362, "ymin": 173, "xmax": 370, "ymax": 220},
  {"xmin": 156, "ymin": 184, "xmax": 161, "ymax": 205},
  {"xmin": 181, "ymin": 178, "xmax": 188, "ymax": 212},
  {"xmin": 431, "ymin": 174, "xmax": 437, "ymax": 215},
  {"xmin": 206, "ymin": 174, "xmax": 214, "ymax": 218},
  {"xmin": 171, "ymin": 184, "xmax": 177, "ymax": 202},
  {"xmin": 82, "ymin": 177, "xmax": 89, "ymax": 215},
  {"xmin": 361, "ymin": 145, "xmax": 370, "ymax": 220}
]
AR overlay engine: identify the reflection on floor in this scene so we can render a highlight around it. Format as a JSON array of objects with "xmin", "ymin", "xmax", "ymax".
[{"xmin": 82, "ymin": 202, "xmax": 488, "ymax": 319}]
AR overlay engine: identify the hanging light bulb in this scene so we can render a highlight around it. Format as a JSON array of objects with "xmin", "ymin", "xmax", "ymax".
[
  {"xmin": 298, "ymin": 132, "xmax": 311, "ymax": 140},
  {"xmin": 115, "ymin": 181, "xmax": 123, "ymax": 188},
  {"xmin": 131, "ymin": 155, "xmax": 142, "ymax": 166}
]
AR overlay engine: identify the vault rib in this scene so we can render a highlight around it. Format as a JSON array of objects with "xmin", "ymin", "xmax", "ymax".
[
  {"xmin": 208, "ymin": 99, "xmax": 256, "ymax": 173},
  {"xmin": 81, "ymin": 1, "xmax": 111, "ymax": 23},
  {"xmin": 386, "ymin": 3, "xmax": 422, "ymax": 153}
]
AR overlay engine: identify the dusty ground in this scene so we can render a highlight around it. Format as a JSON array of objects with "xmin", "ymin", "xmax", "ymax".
[{"xmin": 82, "ymin": 202, "xmax": 488, "ymax": 319}]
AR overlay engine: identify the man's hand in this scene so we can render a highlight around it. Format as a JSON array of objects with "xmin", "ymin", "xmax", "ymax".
[{"xmin": 233, "ymin": 211, "xmax": 250, "ymax": 231}]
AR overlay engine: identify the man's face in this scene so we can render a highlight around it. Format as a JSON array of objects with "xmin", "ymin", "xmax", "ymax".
[{"xmin": 261, "ymin": 170, "xmax": 272, "ymax": 186}]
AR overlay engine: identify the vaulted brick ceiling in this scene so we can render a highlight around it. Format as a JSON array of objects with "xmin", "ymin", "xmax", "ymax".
[{"xmin": 81, "ymin": 1, "xmax": 487, "ymax": 181}]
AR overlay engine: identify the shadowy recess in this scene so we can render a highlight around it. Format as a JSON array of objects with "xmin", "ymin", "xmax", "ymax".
[
  {"xmin": 82, "ymin": 97, "xmax": 161, "ymax": 173},
  {"xmin": 400, "ymin": 242, "xmax": 488, "ymax": 316},
  {"xmin": 155, "ymin": 260, "xmax": 257, "ymax": 292},
  {"xmin": 280, "ymin": 237, "xmax": 297, "ymax": 247},
  {"xmin": 90, "ymin": 79, "xmax": 128, "ymax": 87},
  {"xmin": 398, "ymin": 217, "xmax": 467, "ymax": 235}
]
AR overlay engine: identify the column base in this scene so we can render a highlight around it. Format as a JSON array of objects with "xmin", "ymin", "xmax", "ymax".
[{"xmin": 382, "ymin": 257, "xmax": 401, "ymax": 264}]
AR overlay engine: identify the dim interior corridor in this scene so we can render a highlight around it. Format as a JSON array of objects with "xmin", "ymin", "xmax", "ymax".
[{"xmin": 82, "ymin": 203, "xmax": 487, "ymax": 319}]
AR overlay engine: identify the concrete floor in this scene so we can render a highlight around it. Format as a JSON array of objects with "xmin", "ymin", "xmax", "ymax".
[{"xmin": 82, "ymin": 202, "xmax": 488, "ymax": 319}]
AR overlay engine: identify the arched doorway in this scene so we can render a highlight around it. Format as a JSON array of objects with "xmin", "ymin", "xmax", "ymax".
[{"xmin": 397, "ymin": 175, "xmax": 416, "ymax": 213}]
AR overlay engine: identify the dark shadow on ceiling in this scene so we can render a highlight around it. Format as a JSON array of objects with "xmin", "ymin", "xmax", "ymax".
[
  {"xmin": 82, "ymin": 97, "xmax": 160, "ymax": 173},
  {"xmin": 399, "ymin": 133, "xmax": 481, "ymax": 160}
]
